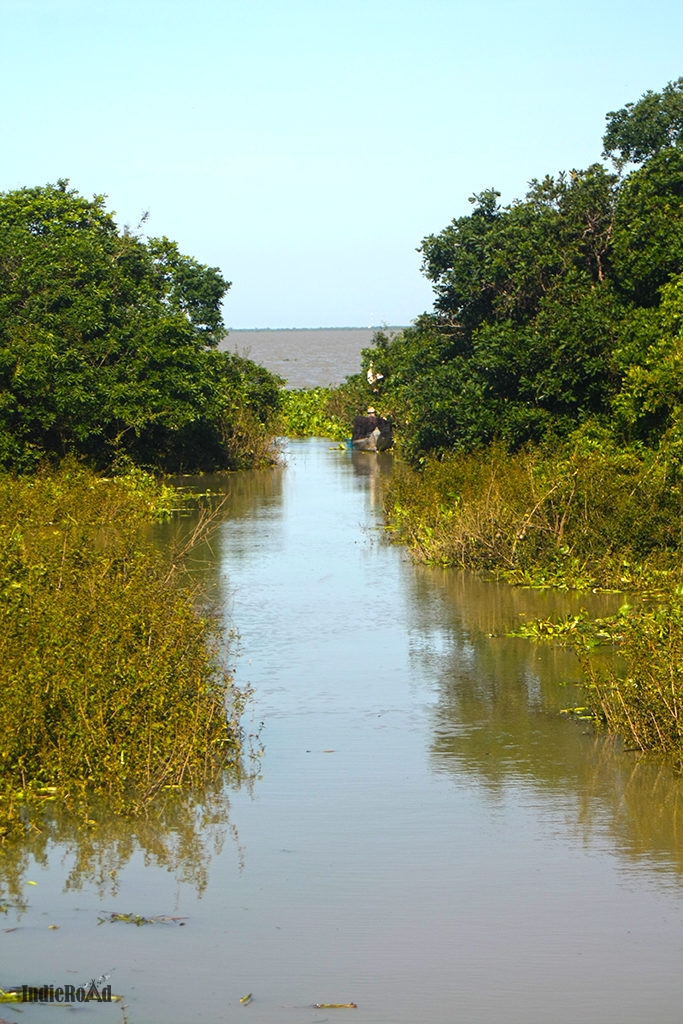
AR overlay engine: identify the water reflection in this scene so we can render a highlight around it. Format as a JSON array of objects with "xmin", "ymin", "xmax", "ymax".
[
  {"xmin": 0, "ymin": 780, "xmax": 250, "ymax": 907},
  {"xmin": 349, "ymin": 449, "xmax": 394, "ymax": 507},
  {"xmin": 4, "ymin": 439, "xmax": 683, "ymax": 1024},
  {"xmin": 403, "ymin": 565, "xmax": 683, "ymax": 877}
]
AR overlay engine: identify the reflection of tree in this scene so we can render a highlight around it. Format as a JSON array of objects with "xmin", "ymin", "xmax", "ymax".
[
  {"xmin": 0, "ymin": 775, "xmax": 255, "ymax": 911},
  {"xmin": 404, "ymin": 563, "xmax": 683, "ymax": 876}
]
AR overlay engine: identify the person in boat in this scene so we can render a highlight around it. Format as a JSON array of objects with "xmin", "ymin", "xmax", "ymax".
[{"xmin": 352, "ymin": 407, "xmax": 393, "ymax": 451}]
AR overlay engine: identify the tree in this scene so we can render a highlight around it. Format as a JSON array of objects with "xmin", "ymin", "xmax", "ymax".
[
  {"xmin": 611, "ymin": 147, "xmax": 683, "ymax": 306},
  {"xmin": 603, "ymin": 78, "xmax": 683, "ymax": 167},
  {"xmin": 345, "ymin": 80, "xmax": 683, "ymax": 463},
  {"xmin": 0, "ymin": 181, "xmax": 281, "ymax": 471},
  {"xmin": 613, "ymin": 272, "xmax": 683, "ymax": 449},
  {"xmin": 356, "ymin": 78, "xmax": 683, "ymax": 464},
  {"xmin": 367, "ymin": 168, "xmax": 621, "ymax": 460}
]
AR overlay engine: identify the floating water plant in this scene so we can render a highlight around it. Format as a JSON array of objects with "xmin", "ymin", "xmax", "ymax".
[{"xmin": 98, "ymin": 912, "xmax": 187, "ymax": 926}]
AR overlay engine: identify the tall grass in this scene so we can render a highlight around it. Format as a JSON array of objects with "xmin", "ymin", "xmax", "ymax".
[
  {"xmin": 383, "ymin": 438, "xmax": 683, "ymax": 592},
  {"xmin": 0, "ymin": 462, "xmax": 243, "ymax": 837}
]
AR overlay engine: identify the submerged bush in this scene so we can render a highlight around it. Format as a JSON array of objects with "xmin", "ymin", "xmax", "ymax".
[
  {"xmin": 382, "ymin": 433, "xmax": 683, "ymax": 591},
  {"xmin": 583, "ymin": 597, "xmax": 683, "ymax": 766},
  {"xmin": 0, "ymin": 462, "xmax": 242, "ymax": 837}
]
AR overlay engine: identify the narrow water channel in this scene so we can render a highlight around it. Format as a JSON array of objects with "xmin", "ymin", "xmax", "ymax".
[{"xmin": 3, "ymin": 438, "xmax": 683, "ymax": 1024}]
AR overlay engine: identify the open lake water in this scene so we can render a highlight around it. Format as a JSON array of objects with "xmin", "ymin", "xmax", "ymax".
[
  {"xmin": 221, "ymin": 327, "xmax": 402, "ymax": 388},
  {"xmin": 3, "ymin": 330, "xmax": 683, "ymax": 1023}
]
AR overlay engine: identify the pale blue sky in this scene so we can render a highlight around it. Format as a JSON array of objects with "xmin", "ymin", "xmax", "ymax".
[{"xmin": 2, "ymin": 0, "xmax": 682, "ymax": 327}]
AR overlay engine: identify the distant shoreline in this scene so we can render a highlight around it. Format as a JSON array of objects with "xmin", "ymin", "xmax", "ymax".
[{"xmin": 225, "ymin": 326, "xmax": 406, "ymax": 333}]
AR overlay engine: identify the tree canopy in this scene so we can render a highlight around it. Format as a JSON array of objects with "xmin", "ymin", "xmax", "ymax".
[
  {"xmin": 0, "ymin": 180, "xmax": 281, "ymax": 472},
  {"xmin": 603, "ymin": 77, "xmax": 683, "ymax": 166},
  {"xmin": 355, "ymin": 79, "xmax": 683, "ymax": 463}
]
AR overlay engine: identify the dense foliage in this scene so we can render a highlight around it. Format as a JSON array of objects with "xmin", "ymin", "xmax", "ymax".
[
  {"xmin": 278, "ymin": 386, "xmax": 352, "ymax": 439},
  {"xmin": 351, "ymin": 79, "xmax": 683, "ymax": 464},
  {"xmin": 0, "ymin": 181, "xmax": 281, "ymax": 472},
  {"xmin": 0, "ymin": 463, "xmax": 243, "ymax": 837}
]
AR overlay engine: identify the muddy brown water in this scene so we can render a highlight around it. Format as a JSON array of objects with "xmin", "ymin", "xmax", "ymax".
[
  {"xmin": 3, "ymin": 440, "xmax": 683, "ymax": 1023},
  {"xmin": 221, "ymin": 327, "xmax": 403, "ymax": 387}
]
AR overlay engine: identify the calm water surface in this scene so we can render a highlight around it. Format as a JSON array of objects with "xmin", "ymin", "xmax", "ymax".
[
  {"xmin": 221, "ymin": 328, "xmax": 404, "ymax": 387},
  {"xmin": 3, "ymin": 440, "xmax": 683, "ymax": 1023}
]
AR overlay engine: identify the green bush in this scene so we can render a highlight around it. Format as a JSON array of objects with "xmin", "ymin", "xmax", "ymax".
[
  {"xmin": 0, "ymin": 462, "xmax": 243, "ymax": 837},
  {"xmin": 279, "ymin": 387, "xmax": 349, "ymax": 439}
]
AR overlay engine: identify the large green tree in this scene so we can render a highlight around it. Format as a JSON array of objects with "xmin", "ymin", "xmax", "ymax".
[
  {"xmin": 0, "ymin": 181, "xmax": 280, "ymax": 471},
  {"xmin": 613, "ymin": 271, "xmax": 683, "ymax": 449},
  {"xmin": 355, "ymin": 80, "xmax": 683, "ymax": 462},
  {"xmin": 361, "ymin": 168, "xmax": 621, "ymax": 459}
]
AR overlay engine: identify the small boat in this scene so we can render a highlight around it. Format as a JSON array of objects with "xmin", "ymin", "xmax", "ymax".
[{"xmin": 351, "ymin": 408, "xmax": 393, "ymax": 452}]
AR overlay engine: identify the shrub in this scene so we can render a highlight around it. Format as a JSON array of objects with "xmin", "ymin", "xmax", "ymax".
[
  {"xmin": 0, "ymin": 462, "xmax": 242, "ymax": 837},
  {"xmin": 382, "ymin": 433, "xmax": 683, "ymax": 590},
  {"xmin": 279, "ymin": 387, "xmax": 349, "ymax": 439},
  {"xmin": 584, "ymin": 596, "xmax": 683, "ymax": 767}
]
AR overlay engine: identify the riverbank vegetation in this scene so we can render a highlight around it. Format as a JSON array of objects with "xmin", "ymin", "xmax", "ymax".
[
  {"xmin": 330, "ymin": 78, "xmax": 683, "ymax": 766},
  {"xmin": 383, "ymin": 433, "xmax": 683, "ymax": 592},
  {"xmin": 278, "ymin": 387, "xmax": 348, "ymax": 440},
  {"xmin": 0, "ymin": 462, "xmax": 244, "ymax": 838},
  {"xmin": 0, "ymin": 182, "xmax": 284, "ymax": 838}
]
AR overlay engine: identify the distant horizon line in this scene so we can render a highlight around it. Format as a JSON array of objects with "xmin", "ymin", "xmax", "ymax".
[{"xmin": 225, "ymin": 324, "xmax": 407, "ymax": 332}]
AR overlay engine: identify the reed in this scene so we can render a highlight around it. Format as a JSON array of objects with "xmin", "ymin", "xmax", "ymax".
[{"xmin": 583, "ymin": 597, "xmax": 683, "ymax": 767}]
